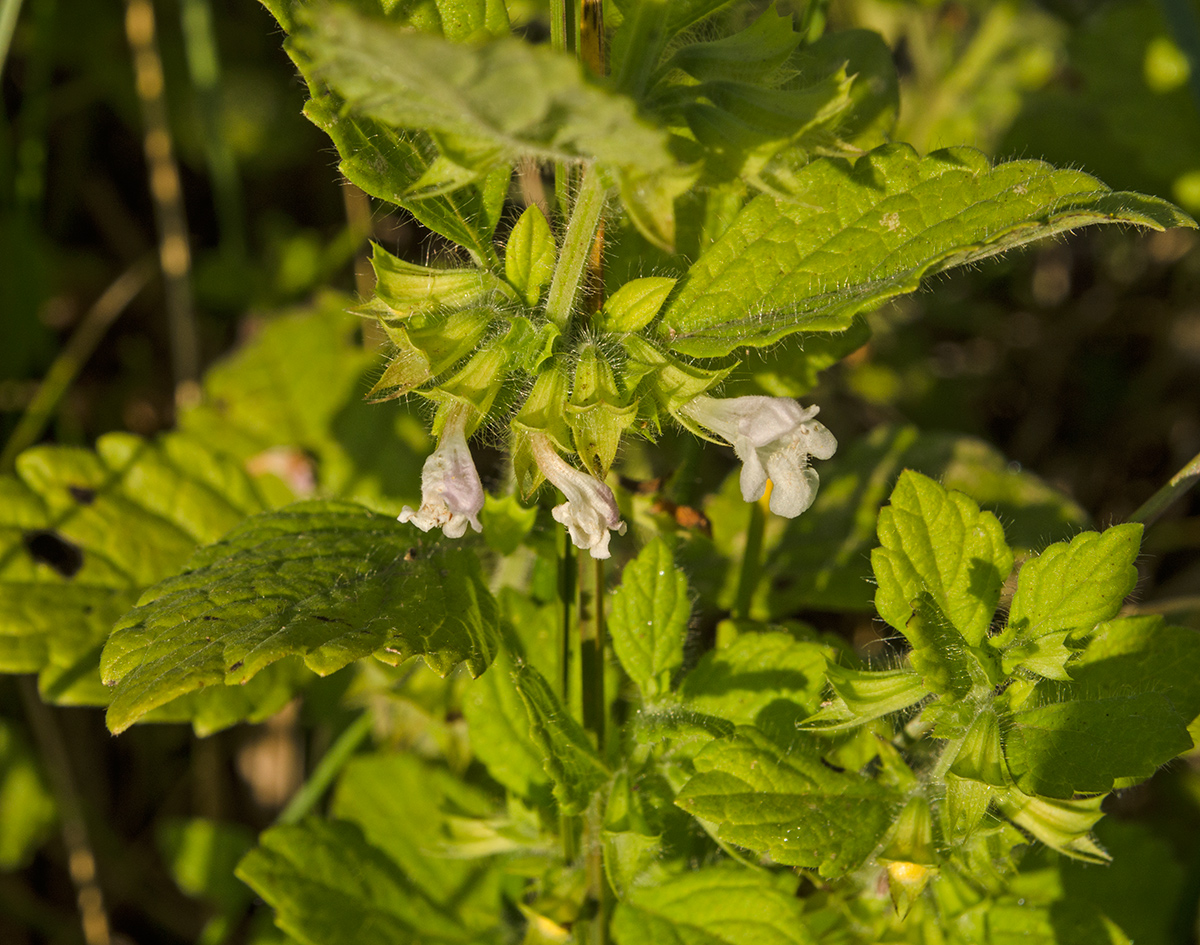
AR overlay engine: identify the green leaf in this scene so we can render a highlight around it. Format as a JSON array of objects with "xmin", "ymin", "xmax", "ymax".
[
  {"xmin": 600, "ymin": 277, "xmax": 677, "ymax": 333},
  {"xmin": 871, "ymin": 470, "xmax": 1013, "ymax": 647},
  {"xmin": 462, "ymin": 651, "xmax": 552, "ymax": 801},
  {"xmin": 1070, "ymin": 616, "xmax": 1200, "ymax": 724},
  {"xmin": 1001, "ymin": 615, "xmax": 1200, "ymax": 797},
  {"xmin": 371, "ymin": 245, "xmax": 512, "ymax": 313},
  {"xmin": 157, "ymin": 817, "xmax": 256, "ymax": 910},
  {"xmin": 303, "ymin": 96, "xmax": 507, "ymax": 267},
  {"xmin": 678, "ymin": 631, "xmax": 833, "ymax": 730},
  {"xmin": 609, "ymin": 538, "xmax": 689, "ymax": 699},
  {"xmin": 101, "ymin": 501, "xmax": 500, "ymax": 734},
  {"xmin": 675, "ymin": 727, "xmax": 899, "ymax": 877},
  {"xmin": 801, "ymin": 664, "xmax": 927, "ymax": 731},
  {"xmin": 504, "ymin": 205, "xmax": 556, "ymax": 307},
  {"xmin": 666, "ymin": 5, "xmax": 801, "ymax": 85},
  {"xmin": 611, "ymin": 863, "xmax": 814, "ymax": 945},
  {"xmin": 511, "ymin": 660, "xmax": 608, "ymax": 814},
  {"xmin": 1007, "ymin": 524, "xmax": 1143, "ymax": 638},
  {"xmin": 296, "ymin": 7, "xmax": 677, "ymax": 174},
  {"xmin": 479, "ymin": 493, "xmax": 538, "ymax": 556},
  {"xmin": 331, "ymin": 752, "xmax": 503, "ymax": 928},
  {"xmin": 236, "ymin": 819, "xmax": 479, "ymax": 945},
  {"xmin": 0, "ymin": 720, "xmax": 56, "ymax": 869},
  {"xmin": 659, "ymin": 145, "xmax": 1195, "ymax": 357},
  {"xmin": 1005, "ymin": 693, "xmax": 1191, "ymax": 799},
  {"xmin": 0, "ymin": 432, "xmax": 279, "ymax": 707},
  {"xmin": 905, "ymin": 593, "xmax": 981, "ymax": 699}
]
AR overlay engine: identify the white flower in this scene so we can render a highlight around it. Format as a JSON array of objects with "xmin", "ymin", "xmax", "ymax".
[
  {"xmin": 399, "ymin": 411, "xmax": 484, "ymax": 539},
  {"xmin": 680, "ymin": 395, "xmax": 837, "ymax": 518},
  {"xmin": 531, "ymin": 434, "xmax": 626, "ymax": 559}
]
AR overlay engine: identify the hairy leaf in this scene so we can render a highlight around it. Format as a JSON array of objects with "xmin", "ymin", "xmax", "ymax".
[
  {"xmin": 660, "ymin": 145, "xmax": 1194, "ymax": 357},
  {"xmin": 872, "ymin": 470, "xmax": 1013, "ymax": 646},
  {"xmin": 236, "ymin": 820, "xmax": 480, "ymax": 945},
  {"xmin": 101, "ymin": 501, "xmax": 500, "ymax": 733},
  {"xmin": 609, "ymin": 538, "xmax": 690, "ymax": 699},
  {"xmin": 295, "ymin": 7, "xmax": 677, "ymax": 174},
  {"xmin": 675, "ymin": 727, "xmax": 899, "ymax": 877},
  {"xmin": 511, "ymin": 660, "xmax": 608, "ymax": 814},
  {"xmin": 611, "ymin": 863, "xmax": 814, "ymax": 945},
  {"xmin": 1008, "ymin": 524, "xmax": 1143, "ymax": 638}
]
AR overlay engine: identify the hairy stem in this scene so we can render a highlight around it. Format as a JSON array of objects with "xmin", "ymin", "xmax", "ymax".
[{"xmin": 545, "ymin": 165, "xmax": 607, "ymax": 331}]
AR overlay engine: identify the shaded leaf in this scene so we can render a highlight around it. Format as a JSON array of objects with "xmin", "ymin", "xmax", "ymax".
[
  {"xmin": 675, "ymin": 727, "xmax": 899, "ymax": 877},
  {"xmin": 511, "ymin": 660, "xmax": 608, "ymax": 814},
  {"xmin": 236, "ymin": 820, "xmax": 480, "ymax": 945},
  {"xmin": 101, "ymin": 501, "xmax": 500, "ymax": 734},
  {"xmin": 611, "ymin": 863, "xmax": 814, "ymax": 945}
]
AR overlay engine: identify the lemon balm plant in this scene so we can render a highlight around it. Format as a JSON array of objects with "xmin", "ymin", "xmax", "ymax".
[{"xmin": 4, "ymin": 1, "xmax": 1200, "ymax": 943}]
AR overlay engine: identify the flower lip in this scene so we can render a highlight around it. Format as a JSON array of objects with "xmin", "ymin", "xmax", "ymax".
[
  {"xmin": 530, "ymin": 433, "xmax": 626, "ymax": 559},
  {"xmin": 399, "ymin": 410, "xmax": 484, "ymax": 539},
  {"xmin": 680, "ymin": 394, "xmax": 837, "ymax": 519}
]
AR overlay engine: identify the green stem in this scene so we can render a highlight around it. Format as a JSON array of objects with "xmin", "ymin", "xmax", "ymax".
[
  {"xmin": 1128, "ymin": 448, "xmax": 1200, "ymax": 527},
  {"xmin": 545, "ymin": 164, "xmax": 606, "ymax": 331},
  {"xmin": 732, "ymin": 499, "xmax": 766, "ymax": 623},
  {"xmin": 276, "ymin": 711, "xmax": 373, "ymax": 825}
]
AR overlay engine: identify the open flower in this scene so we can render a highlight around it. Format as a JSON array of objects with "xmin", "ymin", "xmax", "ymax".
[
  {"xmin": 399, "ymin": 409, "xmax": 484, "ymax": 539},
  {"xmin": 531, "ymin": 433, "xmax": 626, "ymax": 559},
  {"xmin": 680, "ymin": 395, "xmax": 837, "ymax": 518}
]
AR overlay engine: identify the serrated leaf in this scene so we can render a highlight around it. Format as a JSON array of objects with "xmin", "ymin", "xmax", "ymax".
[
  {"xmin": 0, "ymin": 433, "xmax": 279, "ymax": 707},
  {"xmin": 675, "ymin": 727, "xmax": 899, "ymax": 877},
  {"xmin": 511, "ymin": 660, "xmax": 608, "ymax": 814},
  {"xmin": 303, "ymin": 96, "xmax": 506, "ymax": 268},
  {"xmin": 679, "ymin": 631, "xmax": 833, "ymax": 730},
  {"xmin": 666, "ymin": 5, "xmax": 801, "ymax": 85},
  {"xmin": 905, "ymin": 593, "xmax": 979, "ymax": 699},
  {"xmin": 872, "ymin": 470, "xmax": 1013, "ymax": 646},
  {"xmin": 1007, "ymin": 524, "xmax": 1143, "ymax": 638},
  {"xmin": 1005, "ymin": 694, "xmax": 1191, "ymax": 799},
  {"xmin": 505, "ymin": 205, "xmax": 556, "ymax": 307},
  {"xmin": 609, "ymin": 538, "xmax": 689, "ymax": 699},
  {"xmin": 236, "ymin": 820, "xmax": 479, "ymax": 945},
  {"xmin": 296, "ymin": 7, "xmax": 677, "ymax": 175},
  {"xmin": 611, "ymin": 863, "xmax": 814, "ymax": 945},
  {"xmin": 659, "ymin": 145, "xmax": 1195, "ymax": 357},
  {"xmin": 101, "ymin": 501, "xmax": 500, "ymax": 734}
]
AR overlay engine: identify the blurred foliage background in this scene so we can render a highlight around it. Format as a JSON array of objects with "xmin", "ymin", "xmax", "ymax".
[{"xmin": 2, "ymin": 0, "xmax": 1200, "ymax": 942}]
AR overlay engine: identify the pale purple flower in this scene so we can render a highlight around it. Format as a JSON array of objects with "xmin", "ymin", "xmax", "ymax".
[
  {"xmin": 680, "ymin": 395, "xmax": 837, "ymax": 518},
  {"xmin": 531, "ymin": 434, "xmax": 626, "ymax": 559},
  {"xmin": 399, "ymin": 411, "xmax": 484, "ymax": 539}
]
